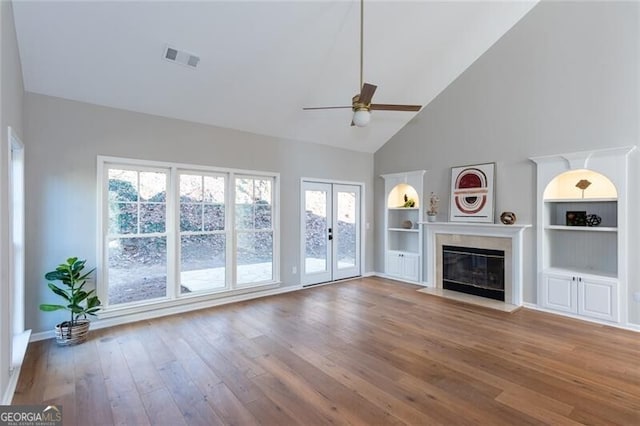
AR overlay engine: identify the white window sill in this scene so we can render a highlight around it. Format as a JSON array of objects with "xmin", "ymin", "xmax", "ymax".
[{"xmin": 98, "ymin": 282, "xmax": 281, "ymax": 319}]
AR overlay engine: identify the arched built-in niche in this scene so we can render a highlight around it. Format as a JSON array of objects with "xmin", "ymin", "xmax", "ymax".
[
  {"xmin": 543, "ymin": 169, "xmax": 617, "ymax": 200},
  {"xmin": 387, "ymin": 183, "xmax": 420, "ymax": 208},
  {"xmin": 531, "ymin": 146, "xmax": 636, "ymax": 326},
  {"xmin": 381, "ymin": 170, "xmax": 425, "ymax": 283}
]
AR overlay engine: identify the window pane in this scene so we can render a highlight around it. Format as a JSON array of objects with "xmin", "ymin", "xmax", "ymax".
[
  {"xmin": 305, "ymin": 190, "xmax": 328, "ymax": 274},
  {"xmin": 337, "ymin": 191, "xmax": 356, "ymax": 269},
  {"xmin": 108, "ymin": 237, "xmax": 167, "ymax": 305},
  {"xmin": 180, "ymin": 204, "xmax": 202, "ymax": 232},
  {"xmin": 140, "ymin": 171, "xmax": 166, "ymax": 201},
  {"xmin": 204, "ymin": 204, "xmax": 225, "ymax": 231},
  {"xmin": 235, "ymin": 178, "xmax": 253, "ymax": 204},
  {"xmin": 180, "ymin": 234, "xmax": 226, "ymax": 293},
  {"xmin": 255, "ymin": 200, "xmax": 271, "ymax": 229},
  {"xmin": 235, "ymin": 203, "xmax": 252, "ymax": 230},
  {"xmin": 203, "ymin": 176, "xmax": 224, "ymax": 203},
  {"xmin": 140, "ymin": 203, "xmax": 165, "ymax": 233},
  {"xmin": 109, "ymin": 203, "xmax": 137, "ymax": 234},
  {"xmin": 180, "ymin": 174, "xmax": 203, "ymax": 202},
  {"xmin": 237, "ymin": 231, "xmax": 273, "ymax": 284},
  {"xmin": 235, "ymin": 177, "xmax": 273, "ymax": 230},
  {"xmin": 254, "ymin": 179, "xmax": 272, "ymax": 204},
  {"xmin": 108, "ymin": 169, "xmax": 138, "ymax": 202}
]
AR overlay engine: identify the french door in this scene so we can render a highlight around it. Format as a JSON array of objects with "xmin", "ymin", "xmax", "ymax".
[{"xmin": 301, "ymin": 181, "xmax": 361, "ymax": 286}]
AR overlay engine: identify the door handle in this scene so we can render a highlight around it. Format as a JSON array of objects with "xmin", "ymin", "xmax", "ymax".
[{"xmin": 328, "ymin": 228, "xmax": 333, "ymax": 241}]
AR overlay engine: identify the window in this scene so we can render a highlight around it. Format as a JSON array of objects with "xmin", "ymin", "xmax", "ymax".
[
  {"xmin": 179, "ymin": 172, "xmax": 226, "ymax": 293},
  {"xmin": 8, "ymin": 127, "xmax": 25, "ymax": 368},
  {"xmin": 235, "ymin": 176, "xmax": 274, "ymax": 285},
  {"xmin": 106, "ymin": 167, "xmax": 169, "ymax": 305},
  {"xmin": 99, "ymin": 158, "xmax": 279, "ymax": 310}
]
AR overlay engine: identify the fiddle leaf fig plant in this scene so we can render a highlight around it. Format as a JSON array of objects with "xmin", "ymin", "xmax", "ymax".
[{"xmin": 39, "ymin": 257, "xmax": 102, "ymax": 325}]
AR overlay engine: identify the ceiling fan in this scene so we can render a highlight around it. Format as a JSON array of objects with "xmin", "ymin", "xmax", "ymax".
[{"xmin": 303, "ymin": 0, "xmax": 422, "ymax": 127}]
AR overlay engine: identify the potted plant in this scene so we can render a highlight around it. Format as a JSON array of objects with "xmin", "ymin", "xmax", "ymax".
[
  {"xmin": 39, "ymin": 257, "xmax": 102, "ymax": 346},
  {"xmin": 427, "ymin": 192, "xmax": 439, "ymax": 222}
]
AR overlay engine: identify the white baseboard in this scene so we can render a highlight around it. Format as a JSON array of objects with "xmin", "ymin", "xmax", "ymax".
[
  {"xmin": 523, "ymin": 303, "xmax": 640, "ymax": 333},
  {"xmin": 372, "ymin": 272, "xmax": 427, "ymax": 286}
]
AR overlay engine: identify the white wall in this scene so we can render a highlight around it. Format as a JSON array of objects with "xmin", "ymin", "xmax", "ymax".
[
  {"xmin": 0, "ymin": 0, "xmax": 25, "ymax": 401},
  {"xmin": 374, "ymin": 1, "xmax": 640, "ymax": 324},
  {"xmin": 23, "ymin": 92, "xmax": 374, "ymax": 333}
]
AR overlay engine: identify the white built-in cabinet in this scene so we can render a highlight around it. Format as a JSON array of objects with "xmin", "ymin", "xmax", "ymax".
[
  {"xmin": 542, "ymin": 270, "xmax": 618, "ymax": 320},
  {"xmin": 531, "ymin": 146, "xmax": 635, "ymax": 324},
  {"xmin": 381, "ymin": 171, "xmax": 425, "ymax": 283}
]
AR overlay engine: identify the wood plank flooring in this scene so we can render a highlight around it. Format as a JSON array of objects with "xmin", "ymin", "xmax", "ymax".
[{"xmin": 13, "ymin": 277, "xmax": 640, "ymax": 425}]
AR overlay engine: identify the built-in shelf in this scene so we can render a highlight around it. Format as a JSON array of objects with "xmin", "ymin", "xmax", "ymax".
[
  {"xmin": 544, "ymin": 198, "xmax": 617, "ymax": 203},
  {"xmin": 545, "ymin": 225, "xmax": 617, "ymax": 232},
  {"xmin": 531, "ymin": 146, "xmax": 636, "ymax": 326},
  {"xmin": 388, "ymin": 207, "xmax": 419, "ymax": 211},
  {"xmin": 544, "ymin": 267, "xmax": 617, "ymax": 279},
  {"xmin": 382, "ymin": 170, "xmax": 426, "ymax": 283},
  {"xmin": 388, "ymin": 228, "xmax": 419, "ymax": 233}
]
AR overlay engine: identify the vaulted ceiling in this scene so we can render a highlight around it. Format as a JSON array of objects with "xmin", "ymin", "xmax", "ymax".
[{"xmin": 12, "ymin": 1, "xmax": 537, "ymax": 153}]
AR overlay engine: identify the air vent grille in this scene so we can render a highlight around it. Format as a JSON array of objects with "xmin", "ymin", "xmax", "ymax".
[{"xmin": 163, "ymin": 45, "xmax": 200, "ymax": 69}]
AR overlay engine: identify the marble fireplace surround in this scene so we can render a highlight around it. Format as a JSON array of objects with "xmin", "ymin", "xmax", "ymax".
[{"xmin": 422, "ymin": 222, "xmax": 531, "ymax": 307}]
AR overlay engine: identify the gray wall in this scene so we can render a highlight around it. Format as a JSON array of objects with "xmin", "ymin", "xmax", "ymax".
[
  {"xmin": 24, "ymin": 93, "xmax": 374, "ymax": 333},
  {"xmin": 374, "ymin": 1, "xmax": 640, "ymax": 324},
  {"xmin": 1, "ymin": 0, "xmax": 25, "ymax": 398}
]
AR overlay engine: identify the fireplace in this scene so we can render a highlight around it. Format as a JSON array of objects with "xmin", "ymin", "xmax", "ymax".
[
  {"xmin": 423, "ymin": 222, "xmax": 531, "ymax": 307},
  {"xmin": 442, "ymin": 245, "xmax": 505, "ymax": 301}
]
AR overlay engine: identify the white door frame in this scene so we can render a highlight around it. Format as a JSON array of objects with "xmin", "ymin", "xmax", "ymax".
[{"xmin": 300, "ymin": 178, "xmax": 364, "ymax": 286}]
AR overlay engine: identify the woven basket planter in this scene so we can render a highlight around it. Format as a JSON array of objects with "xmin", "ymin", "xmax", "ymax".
[{"xmin": 54, "ymin": 319, "xmax": 90, "ymax": 346}]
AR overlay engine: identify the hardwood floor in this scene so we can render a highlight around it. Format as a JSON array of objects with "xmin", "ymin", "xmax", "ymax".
[{"xmin": 14, "ymin": 277, "xmax": 640, "ymax": 425}]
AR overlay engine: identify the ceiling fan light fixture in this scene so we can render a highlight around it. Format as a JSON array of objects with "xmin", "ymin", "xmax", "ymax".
[{"xmin": 353, "ymin": 108, "xmax": 371, "ymax": 127}]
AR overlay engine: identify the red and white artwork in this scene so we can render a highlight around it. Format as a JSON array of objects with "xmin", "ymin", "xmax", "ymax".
[{"xmin": 449, "ymin": 163, "xmax": 495, "ymax": 222}]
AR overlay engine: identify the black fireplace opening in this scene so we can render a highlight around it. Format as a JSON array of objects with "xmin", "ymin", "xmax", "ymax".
[{"xmin": 442, "ymin": 245, "xmax": 505, "ymax": 301}]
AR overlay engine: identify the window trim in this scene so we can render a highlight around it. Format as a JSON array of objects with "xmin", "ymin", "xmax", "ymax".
[{"xmin": 97, "ymin": 156, "xmax": 280, "ymax": 315}]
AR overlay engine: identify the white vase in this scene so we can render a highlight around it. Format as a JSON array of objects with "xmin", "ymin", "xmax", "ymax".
[{"xmin": 427, "ymin": 214, "xmax": 437, "ymax": 222}]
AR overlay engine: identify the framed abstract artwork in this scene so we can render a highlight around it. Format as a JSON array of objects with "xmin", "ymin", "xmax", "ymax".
[{"xmin": 449, "ymin": 162, "xmax": 495, "ymax": 223}]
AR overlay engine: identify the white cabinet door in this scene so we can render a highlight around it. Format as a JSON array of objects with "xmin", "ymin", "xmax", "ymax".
[
  {"xmin": 385, "ymin": 252, "xmax": 403, "ymax": 278},
  {"xmin": 386, "ymin": 251, "xmax": 419, "ymax": 282},
  {"xmin": 402, "ymin": 253, "xmax": 420, "ymax": 282},
  {"xmin": 542, "ymin": 273, "xmax": 577, "ymax": 313},
  {"xmin": 578, "ymin": 276, "xmax": 618, "ymax": 322}
]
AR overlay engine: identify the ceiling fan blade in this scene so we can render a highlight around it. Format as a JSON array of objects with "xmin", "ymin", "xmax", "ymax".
[
  {"xmin": 370, "ymin": 104, "xmax": 422, "ymax": 112},
  {"xmin": 358, "ymin": 83, "xmax": 377, "ymax": 105},
  {"xmin": 303, "ymin": 106, "xmax": 352, "ymax": 110}
]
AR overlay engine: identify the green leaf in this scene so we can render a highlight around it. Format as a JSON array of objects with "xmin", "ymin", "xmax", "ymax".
[
  {"xmin": 39, "ymin": 304, "xmax": 66, "ymax": 312},
  {"xmin": 47, "ymin": 283, "xmax": 71, "ymax": 301},
  {"xmin": 87, "ymin": 296, "xmax": 101, "ymax": 309},
  {"xmin": 74, "ymin": 291, "xmax": 89, "ymax": 304}
]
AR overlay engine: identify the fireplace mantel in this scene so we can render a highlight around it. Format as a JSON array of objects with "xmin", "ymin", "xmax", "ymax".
[
  {"xmin": 419, "ymin": 221, "xmax": 531, "ymax": 306},
  {"xmin": 419, "ymin": 221, "xmax": 531, "ymax": 236}
]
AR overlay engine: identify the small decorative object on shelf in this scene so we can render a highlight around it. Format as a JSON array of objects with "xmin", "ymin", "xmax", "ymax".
[
  {"xmin": 427, "ymin": 192, "xmax": 439, "ymax": 222},
  {"xmin": 575, "ymin": 179, "xmax": 592, "ymax": 198},
  {"xmin": 500, "ymin": 211, "xmax": 517, "ymax": 225},
  {"xmin": 401, "ymin": 220, "xmax": 413, "ymax": 229},
  {"xmin": 586, "ymin": 214, "xmax": 602, "ymax": 227},
  {"xmin": 566, "ymin": 211, "xmax": 587, "ymax": 226},
  {"xmin": 402, "ymin": 193, "xmax": 415, "ymax": 208}
]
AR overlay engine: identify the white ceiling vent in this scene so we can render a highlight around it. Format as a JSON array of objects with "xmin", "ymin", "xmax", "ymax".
[{"xmin": 163, "ymin": 45, "xmax": 200, "ymax": 69}]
